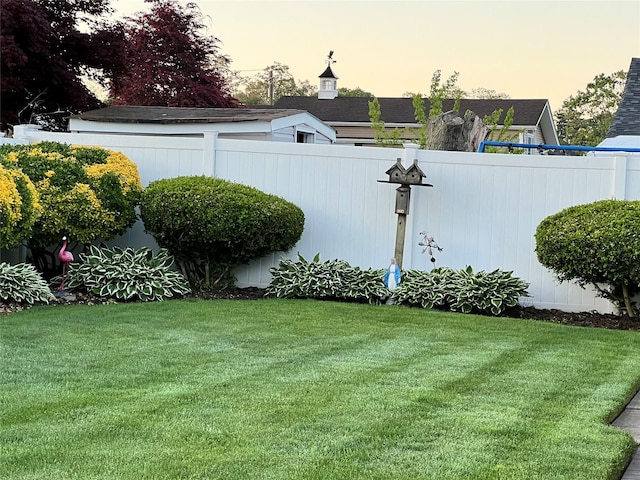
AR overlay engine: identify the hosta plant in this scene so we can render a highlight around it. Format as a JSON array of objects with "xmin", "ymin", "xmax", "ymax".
[
  {"xmin": 267, "ymin": 254, "xmax": 388, "ymax": 304},
  {"xmin": 393, "ymin": 266, "xmax": 530, "ymax": 315},
  {"xmin": 65, "ymin": 246, "xmax": 191, "ymax": 302},
  {"xmin": 391, "ymin": 267, "xmax": 458, "ymax": 309},
  {"xmin": 446, "ymin": 266, "xmax": 530, "ymax": 315},
  {"xmin": 0, "ymin": 262, "xmax": 55, "ymax": 304}
]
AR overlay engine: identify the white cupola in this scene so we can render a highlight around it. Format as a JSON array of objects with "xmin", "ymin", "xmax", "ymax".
[{"xmin": 318, "ymin": 51, "xmax": 338, "ymax": 100}]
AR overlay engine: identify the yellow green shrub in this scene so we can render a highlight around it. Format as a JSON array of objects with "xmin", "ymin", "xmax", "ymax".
[
  {"xmin": 0, "ymin": 163, "xmax": 41, "ymax": 248},
  {"xmin": 0, "ymin": 142, "xmax": 142, "ymax": 248}
]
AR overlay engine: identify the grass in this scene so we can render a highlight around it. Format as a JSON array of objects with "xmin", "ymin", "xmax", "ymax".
[{"xmin": 1, "ymin": 298, "xmax": 640, "ymax": 480}]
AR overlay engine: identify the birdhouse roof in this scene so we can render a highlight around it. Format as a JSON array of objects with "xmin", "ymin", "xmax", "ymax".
[
  {"xmin": 385, "ymin": 159, "xmax": 405, "ymax": 175},
  {"xmin": 406, "ymin": 160, "xmax": 426, "ymax": 177},
  {"xmin": 385, "ymin": 159, "xmax": 426, "ymax": 177}
]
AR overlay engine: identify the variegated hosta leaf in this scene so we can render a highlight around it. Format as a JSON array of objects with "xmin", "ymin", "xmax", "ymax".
[
  {"xmin": 0, "ymin": 262, "xmax": 54, "ymax": 304},
  {"xmin": 66, "ymin": 247, "xmax": 190, "ymax": 302},
  {"xmin": 267, "ymin": 254, "xmax": 387, "ymax": 303},
  {"xmin": 392, "ymin": 266, "xmax": 529, "ymax": 316}
]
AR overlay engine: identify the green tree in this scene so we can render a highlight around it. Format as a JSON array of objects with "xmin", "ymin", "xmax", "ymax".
[
  {"xmin": 235, "ymin": 62, "xmax": 316, "ymax": 105},
  {"xmin": 427, "ymin": 70, "xmax": 462, "ymax": 116},
  {"xmin": 555, "ymin": 70, "xmax": 626, "ymax": 146},
  {"xmin": 482, "ymin": 106, "xmax": 522, "ymax": 153},
  {"xmin": 337, "ymin": 87, "xmax": 373, "ymax": 97},
  {"xmin": 469, "ymin": 88, "xmax": 510, "ymax": 99},
  {"xmin": 368, "ymin": 98, "xmax": 407, "ymax": 146}
]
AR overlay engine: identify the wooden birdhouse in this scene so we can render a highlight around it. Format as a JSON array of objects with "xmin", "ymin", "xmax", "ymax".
[
  {"xmin": 379, "ymin": 155, "xmax": 433, "ymax": 268},
  {"xmin": 404, "ymin": 159, "xmax": 427, "ymax": 185},
  {"xmin": 395, "ymin": 185, "xmax": 411, "ymax": 214},
  {"xmin": 384, "ymin": 158, "xmax": 430, "ymax": 186}
]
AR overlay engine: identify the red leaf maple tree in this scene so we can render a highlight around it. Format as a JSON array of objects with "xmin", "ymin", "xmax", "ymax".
[{"xmin": 110, "ymin": 0, "xmax": 239, "ymax": 108}]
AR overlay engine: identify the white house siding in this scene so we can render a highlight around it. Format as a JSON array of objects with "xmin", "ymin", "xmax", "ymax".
[
  {"xmin": 220, "ymin": 133, "xmax": 269, "ymax": 142},
  {"xmin": 2, "ymin": 130, "xmax": 638, "ymax": 313}
]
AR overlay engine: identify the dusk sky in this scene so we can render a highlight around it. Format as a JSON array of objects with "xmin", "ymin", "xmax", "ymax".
[{"xmin": 113, "ymin": 0, "xmax": 640, "ymax": 112}]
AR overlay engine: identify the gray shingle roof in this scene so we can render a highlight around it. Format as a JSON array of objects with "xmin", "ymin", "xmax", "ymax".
[
  {"xmin": 606, "ymin": 57, "xmax": 640, "ymax": 138},
  {"xmin": 274, "ymin": 97, "xmax": 549, "ymax": 126},
  {"xmin": 70, "ymin": 105, "xmax": 308, "ymax": 124}
]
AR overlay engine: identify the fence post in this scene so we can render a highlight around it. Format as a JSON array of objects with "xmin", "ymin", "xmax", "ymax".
[
  {"xmin": 11, "ymin": 124, "xmax": 41, "ymax": 142},
  {"xmin": 203, "ymin": 131, "xmax": 218, "ymax": 177},
  {"xmin": 612, "ymin": 154, "xmax": 627, "ymax": 199},
  {"xmin": 403, "ymin": 142, "xmax": 419, "ymax": 166}
]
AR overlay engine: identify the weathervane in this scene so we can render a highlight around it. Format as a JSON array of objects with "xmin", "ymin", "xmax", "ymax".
[{"xmin": 326, "ymin": 50, "xmax": 336, "ymax": 66}]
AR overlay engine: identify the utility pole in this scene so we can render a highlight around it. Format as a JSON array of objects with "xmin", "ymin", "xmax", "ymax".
[{"xmin": 268, "ymin": 69, "xmax": 274, "ymax": 106}]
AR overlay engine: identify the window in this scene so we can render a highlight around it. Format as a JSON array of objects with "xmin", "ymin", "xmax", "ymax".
[
  {"xmin": 526, "ymin": 129, "xmax": 535, "ymax": 144},
  {"xmin": 525, "ymin": 129, "xmax": 536, "ymax": 154},
  {"xmin": 296, "ymin": 131, "xmax": 314, "ymax": 143},
  {"xmin": 322, "ymin": 79, "xmax": 334, "ymax": 90}
]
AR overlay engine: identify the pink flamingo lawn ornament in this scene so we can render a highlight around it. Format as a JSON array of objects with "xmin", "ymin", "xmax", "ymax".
[{"xmin": 58, "ymin": 236, "xmax": 74, "ymax": 291}]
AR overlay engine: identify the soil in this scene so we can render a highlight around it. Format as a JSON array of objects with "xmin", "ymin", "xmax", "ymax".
[{"xmin": 2, "ymin": 287, "xmax": 639, "ymax": 331}]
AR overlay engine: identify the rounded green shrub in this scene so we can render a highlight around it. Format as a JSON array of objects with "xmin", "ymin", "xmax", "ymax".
[
  {"xmin": 535, "ymin": 199, "xmax": 640, "ymax": 316},
  {"xmin": 140, "ymin": 176, "xmax": 305, "ymax": 287}
]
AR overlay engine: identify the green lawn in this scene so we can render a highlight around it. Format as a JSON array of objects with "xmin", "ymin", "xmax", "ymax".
[{"xmin": 1, "ymin": 299, "xmax": 639, "ymax": 480}]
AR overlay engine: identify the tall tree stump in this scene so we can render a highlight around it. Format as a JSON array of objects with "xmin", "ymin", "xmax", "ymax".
[{"xmin": 424, "ymin": 110, "xmax": 489, "ymax": 152}]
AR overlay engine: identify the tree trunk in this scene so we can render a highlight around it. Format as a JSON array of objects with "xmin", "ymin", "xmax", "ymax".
[
  {"xmin": 622, "ymin": 283, "xmax": 636, "ymax": 317},
  {"xmin": 424, "ymin": 110, "xmax": 489, "ymax": 152}
]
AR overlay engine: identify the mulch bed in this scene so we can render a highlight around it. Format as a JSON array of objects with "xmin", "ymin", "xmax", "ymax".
[
  {"xmin": 503, "ymin": 305, "xmax": 640, "ymax": 331},
  {"xmin": 2, "ymin": 287, "xmax": 639, "ymax": 331}
]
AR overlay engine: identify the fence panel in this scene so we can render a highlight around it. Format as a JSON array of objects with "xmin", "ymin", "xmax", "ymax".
[
  {"xmin": 407, "ymin": 151, "xmax": 624, "ymax": 312},
  {"xmin": 4, "ymin": 129, "xmax": 639, "ymax": 313}
]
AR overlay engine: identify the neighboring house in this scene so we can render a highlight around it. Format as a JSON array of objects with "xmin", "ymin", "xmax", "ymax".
[
  {"xmin": 275, "ymin": 63, "xmax": 559, "ymax": 149},
  {"xmin": 67, "ymin": 105, "xmax": 336, "ymax": 144},
  {"xmin": 599, "ymin": 57, "xmax": 640, "ymax": 150}
]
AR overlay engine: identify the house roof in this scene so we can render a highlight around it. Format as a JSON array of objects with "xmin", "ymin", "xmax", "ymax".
[
  {"xmin": 70, "ymin": 105, "xmax": 311, "ymax": 125},
  {"xmin": 68, "ymin": 105, "xmax": 336, "ymax": 141},
  {"xmin": 606, "ymin": 57, "xmax": 640, "ymax": 138},
  {"xmin": 274, "ymin": 97, "xmax": 550, "ymax": 126}
]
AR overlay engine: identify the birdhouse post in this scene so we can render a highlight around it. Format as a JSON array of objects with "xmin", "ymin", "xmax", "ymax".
[{"xmin": 378, "ymin": 157, "xmax": 432, "ymax": 268}]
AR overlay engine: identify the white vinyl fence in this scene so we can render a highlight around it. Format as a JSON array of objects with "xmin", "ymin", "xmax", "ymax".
[{"xmin": 4, "ymin": 127, "xmax": 640, "ymax": 313}]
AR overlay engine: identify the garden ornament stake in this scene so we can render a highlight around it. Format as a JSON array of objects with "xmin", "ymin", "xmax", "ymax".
[
  {"xmin": 57, "ymin": 236, "xmax": 74, "ymax": 292},
  {"xmin": 419, "ymin": 231, "xmax": 443, "ymax": 265},
  {"xmin": 378, "ymin": 158, "xmax": 432, "ymax": 268}
]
